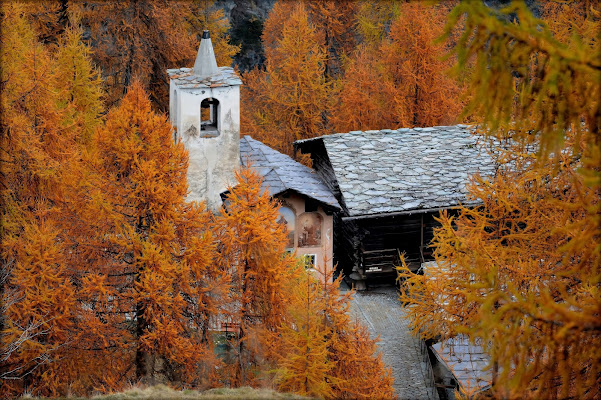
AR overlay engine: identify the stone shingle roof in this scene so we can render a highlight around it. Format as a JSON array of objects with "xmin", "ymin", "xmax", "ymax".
[
  {"xmin": 432, "ymin": 334, "xmax": 491, "ymax": 392},
  {"xmin": 296, "ymin": 125, "xmax": 496, "ymax": 217},
  {"xmin": 240, "ymin": 136, "xmax": 340, "ymax": 210},
  {"xmin": 166, "ymin": 66, "xmax": 242, "ymax": 89}
]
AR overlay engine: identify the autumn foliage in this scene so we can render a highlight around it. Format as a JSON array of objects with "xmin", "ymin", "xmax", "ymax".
[
  {"xmin": 210, "ymin": 170, "xmax": 394, "ymax": 398},
  {"xmin": 23, "ymin": 0, "xmax": 238, "ymax": 112},
  {"xmin": 268, "ymin": 260, "xmax": 394, "ymax": 399},
  {"xmin": 0, "ymin": 4, "xmax": 101, "ymax": 393},
  {"xmin": 242, "ymin": 2, "xmax": 330, "ymax": 157},
  {"xmin": 332, "ymin": 2, "xmax": 463, "ymax": 132},
  {"xmin": 1, "ymin": 6, "xmax": 392, "ymax": 397},
  {"xmin": 212, "ymin": 168, "xmax": 300, "ymax": 386},
  {"xmin": 399, "ymin": 1, "xmax": 600, "ymax": 398},
  {"xmin": 242, "ymin": 1, "xmax": 466, "ymax": 157},
  {"xmin": 72, "ymin": 81, "xmax": 228, "ymax": 388},
  {"xmin": 6, "ymin": 0, "xmax": 598, "ymax": 398}
]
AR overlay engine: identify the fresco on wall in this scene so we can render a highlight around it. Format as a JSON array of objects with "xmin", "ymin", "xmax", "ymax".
[
  {"xmin": 277, "ymin": 206, "xmax": 295, "ymax": 248},
  {"xmin": 298, "ymin": 212, "xmax": 322, "ymax": 247}
]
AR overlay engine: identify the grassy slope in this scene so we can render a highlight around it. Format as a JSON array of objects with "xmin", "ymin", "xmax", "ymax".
[{"xmin": 45, "ymin": 385, "xmax": 313, "ymax": 400}]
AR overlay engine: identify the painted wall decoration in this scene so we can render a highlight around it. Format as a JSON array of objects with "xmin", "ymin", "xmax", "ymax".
[
  {"xmin": 298, "ymin": 212, "xmax": 322, "ymax": 248},
  {"xmin": 277, "ymin": 206, "xmax": 296, "ymax": 249}
]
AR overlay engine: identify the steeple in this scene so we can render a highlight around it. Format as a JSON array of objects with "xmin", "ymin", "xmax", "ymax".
[{"xmin": 193, "ymin": 30, "xmax": 219, "ymax": 79}]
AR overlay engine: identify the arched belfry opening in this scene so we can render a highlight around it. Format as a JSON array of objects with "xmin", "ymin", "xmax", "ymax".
[{"xmin": 200, "ymin": 97, "xmax": 219, "ymax": 135}]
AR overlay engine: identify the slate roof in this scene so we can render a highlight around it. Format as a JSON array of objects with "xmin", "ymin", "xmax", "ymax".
[
  {"xmin": 295, "ymin": 125, "xmax": 496, "ymax": 217},
  {"xmin": 166, "ymin": 66, "xmax": 242, "ymax": 89},
  {"xmin": 240, "ymin": 136, "xmax": 340, "ymax": 210},
  {"xmin": 432, "ymin": 334, "xmax": 492, "ymax": 392}
]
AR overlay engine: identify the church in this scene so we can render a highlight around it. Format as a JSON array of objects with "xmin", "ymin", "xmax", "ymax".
[
  {"xmin": 167, "ymin": 31, "xmax": 496, "ymax": 289},
  {"xmin": 167, "ymin": 31, "xmax": 340, "ymax": 277}
]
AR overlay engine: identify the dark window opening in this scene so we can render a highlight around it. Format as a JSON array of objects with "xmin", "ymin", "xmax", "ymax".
[{"xmin": 200, "ymin": 97, "xmax": 219, "ymax": 136}]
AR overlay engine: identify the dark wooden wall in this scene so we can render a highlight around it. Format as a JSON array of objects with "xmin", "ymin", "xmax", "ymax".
[
  {"xmin": 337, "ymin": 210, "xmax": 456, "ymax": 284},
  {"xmin": 296, "ymin": 139, "xmax": 459, "ymax": 285}
]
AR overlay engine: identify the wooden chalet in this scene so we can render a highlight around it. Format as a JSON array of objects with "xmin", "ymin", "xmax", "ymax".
[{"xmin": 295, "ymin": 125, "xmax": 496, "ymax": 289}]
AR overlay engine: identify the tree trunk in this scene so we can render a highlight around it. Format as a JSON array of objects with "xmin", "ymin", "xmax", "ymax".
[
  {"xmin": 413, "ymin": 83, "xmax": 419, "ymax": 127},
  {"xmin": 134, "ymin": 214, "xmax": 148, "ymax": 382},
  {"xmin": 135, "ymin": 274, "xmax": 148, "ymax": 382}
]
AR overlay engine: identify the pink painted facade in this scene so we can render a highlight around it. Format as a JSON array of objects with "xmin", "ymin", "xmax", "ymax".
[{"xmin": 275, "ymin": 192, "xmax": 334, "ymax": 280}]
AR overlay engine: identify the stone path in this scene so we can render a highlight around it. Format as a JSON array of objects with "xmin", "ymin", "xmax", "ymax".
[{"xmin": 343, "ymin": 283, "xmax": 438, "ymax": 400}]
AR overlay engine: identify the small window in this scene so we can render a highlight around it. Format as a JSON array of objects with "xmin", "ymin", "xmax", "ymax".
[
  {"xmin": 200, "ymin": 97, "xmax": 219, "ymax": 136},
  {"xmin": 302, "ymin": 254, "xmax": 316, "ymax": 270},
  {"xmin": 298, "ymin": 212, "xmax": 322, "ymax": 247}
]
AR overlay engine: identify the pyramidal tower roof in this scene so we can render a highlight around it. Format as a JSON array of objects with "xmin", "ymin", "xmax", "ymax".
[
  {"xmin": 167, "ymin": 30, "xmax": 241, "ymax": 88},
  {"xmin": 193, "ymin": 30, "xmax": 219, "ymax": 78}
]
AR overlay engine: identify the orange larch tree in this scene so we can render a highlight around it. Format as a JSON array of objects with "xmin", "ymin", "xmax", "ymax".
[
  {"xmin": 69, "ymin": 82, "xmax": 224, "ymax": 390},
  {"xmin": 242, "ymin": 2, "xmax": 330, "ymax": 158},
  {"xmin": 262, "ymin": 0, "xmax": 357, "ymax": 81},
  {"xmin": 53, "ymin": 25, "xmax": 104, "ymax": 144},
  {"xmin": 0, "ymin": 4, "xmax": 98, "ymax": 395},
  {"xmin": 213, "ymin": 168, "xmax": 300, "ymax": 386},
  {"xmin": 304, "ymin": 0, "xmax": 358, "ymax": 80},
  {"xmin": 332, "ymin": 2, "xmax": 463, "ymax": 132},
  {"xmin": 321, "ymin": 272, "xmax": 394, "ymax": 399},
  {"xmin": 25, "ymin": 0, "xmax": 72, "ymax": 45},
  {"xmin": 382, "ymin": 2, "xmax": 462, "ymax": 128},
  {"xmin": 329, "ymin": 43, "xmax": 398, "ymax": 132},
  {"xmin": 399, "ymin": 2, "xmax": 600, "ymax": 398},
  {"xmin": 272, "ymin": 270, "xmax": 333, "ymax": 399},
  {"xmin": 260, "ymin": 1, "xmax": 296, "ymax": 65},
  {"xmin": 354, "ymin": 0, "xmax": 400, "ymax": 47},
  {"xmin": 211, "ymin": 168, "xmax": 392, "ymax": 395},
  {"xmin": 305, "ymin": 265, "xmax": 394, "ymax": 400},
  {"xmin": 271, "ymin": 265, "xmax": 394, "ymax": 399},
  {"xmin": 75, "ymin": 1, "xmax": 196, "ymax": 111},
  {"xmin": 186, "ymin": 0, "xmax": 239, "ymax": 68},
  {"xmin": 24, "ymin": 0, "xmax": 238, "ymax": 113}
]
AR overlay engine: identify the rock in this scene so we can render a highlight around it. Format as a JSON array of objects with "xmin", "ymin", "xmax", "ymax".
[{"xmin": 229, "ymin": 0, "xmax": 277, "ymax": 72}]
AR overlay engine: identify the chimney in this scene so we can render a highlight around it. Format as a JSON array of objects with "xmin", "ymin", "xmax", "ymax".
[{"xmin": 193, "ymin": 30, "xmax": 219, "ymax": 79}]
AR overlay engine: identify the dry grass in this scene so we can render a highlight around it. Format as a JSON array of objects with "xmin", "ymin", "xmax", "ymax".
[{"xmin": 76, "ymin": 385, "xmax": 312, "ymax": 400}]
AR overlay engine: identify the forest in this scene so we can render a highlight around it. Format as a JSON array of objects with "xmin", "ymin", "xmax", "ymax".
[{"xmin": 1, "ymin": 0, "xmax": 600, "ymax": 399}]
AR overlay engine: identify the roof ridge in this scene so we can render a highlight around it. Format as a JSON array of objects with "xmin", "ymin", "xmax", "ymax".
[{"xmin": 294, "ymin": 124, "xmax": 478, "ymax": 145}]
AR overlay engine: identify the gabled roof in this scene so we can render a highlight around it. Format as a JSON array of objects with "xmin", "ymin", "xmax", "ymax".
[
  {"xmin": 240, "ymin": 136, "xmax": 340, "ymax": 210},
  {"xmin": 295, "ymin": 125, "xmax": 496, "ymax": 218}
]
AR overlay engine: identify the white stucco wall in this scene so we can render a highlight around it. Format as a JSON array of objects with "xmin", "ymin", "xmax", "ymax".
[{"xmin": 170, "ymin": 81, "xmax": 241, "ymax": 210}]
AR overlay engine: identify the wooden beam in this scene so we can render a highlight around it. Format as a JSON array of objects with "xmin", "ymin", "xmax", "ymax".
[
  {"xmin": 341, "ymin": 204, "xmax": 470, "ymax": 222},
  {"xmin": 420, "ymin": 213, "xmax": 424, "ymax": 264}
]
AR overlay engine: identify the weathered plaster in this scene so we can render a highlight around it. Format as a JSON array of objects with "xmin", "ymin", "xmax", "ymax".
[{"xmin": 168, "ymin": 71, "xmax": 241, "ymax": 210}]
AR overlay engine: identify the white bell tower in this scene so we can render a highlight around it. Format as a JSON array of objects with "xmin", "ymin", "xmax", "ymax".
[{"xmin": 167, "ymin": 30, "xmax": 242, "ymax": 210}]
